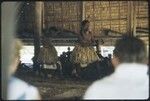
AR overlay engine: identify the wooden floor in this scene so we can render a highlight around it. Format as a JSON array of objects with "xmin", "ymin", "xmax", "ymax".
[{"xmin": 15, "ymin": 69, "xmax": 93, "ymax": 100}]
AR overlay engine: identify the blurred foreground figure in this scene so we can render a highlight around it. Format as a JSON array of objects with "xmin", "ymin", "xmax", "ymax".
[
  {"xmin": 84, "ymin": 35, "xmax": 149, "ymax": 99},
  {"xmin": 7, "ymin": 39, "xmax": 41, "ymax": 100}
]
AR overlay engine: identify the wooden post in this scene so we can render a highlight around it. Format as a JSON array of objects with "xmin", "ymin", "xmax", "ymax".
[
  {"xmin": 81, "ymin": 1, "xmax": 85, "ymax": 21},
  {"xmin": 127, "ymin": 1, "xmax": 137, "ymax": 36},
  {"xmin": 133, "ymin": 2, "xmax": 137, "ymax": 36},
  {"xmin": 42, "ymin": 2, "xmax": 45, "ymax": 30},
  {"xmin": 127, "ymin": 1, "xmax": 132, "ymax": 36},
  {"xmin": 79, "ymin": 1, "xmax": 84, "ymax": 34},
  {"xmin": 33, "ymin": 2, "xmax": 43, "ymax": 72}
]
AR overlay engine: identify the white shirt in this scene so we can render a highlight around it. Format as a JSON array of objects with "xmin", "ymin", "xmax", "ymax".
[
  {"xmin": 8, "ymin": 76, "xmax": 40, "ymax": 100},
  {"xmin": 84, "ymin": 63, "xmax": 149, "ymax": 100}
]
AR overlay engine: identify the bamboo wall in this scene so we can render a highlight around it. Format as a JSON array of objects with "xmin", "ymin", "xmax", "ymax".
[
  {"xmin": 136, "ymin": 1, "xmax": 149, "ymax": 46},
  {"xmin": 44, "ymin": 1, "xmax": 81, "ymax": 34},
  {"xmin": 136, "ymin": 1, "xmax": 149, "ymax": 29},
  {"xmin": 17, "ymin": 1, "xmax": 149, "ymax": 45},
  {"xmin": 84, "ymin": 1, "xmax": 128, "ymax": 36}
]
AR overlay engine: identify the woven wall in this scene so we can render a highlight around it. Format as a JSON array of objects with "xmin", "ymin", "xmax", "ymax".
[
  {"xmin": 135, "ymin": 1, "xmax": 149, "ymax": 46},
  {"xmin": 18, "ymin": 1, "xmax": 149, "ymax": 35},
  {"xmin": 136, "ymin": 1, "xmax": 149, "ymax": 29},
  {"xmin": 43, "ymin": 1, "xmax": 149, "ymax": 36},
  {"xmin": 17, "ymin": 1, "xmax": 149, "ymax": 45},
  {"xmin": 44, "ymin": 1, "xmax": 81, "ymax": 34}
]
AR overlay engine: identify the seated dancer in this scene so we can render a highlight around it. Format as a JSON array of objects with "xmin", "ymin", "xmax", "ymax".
[
  {"xmin": 37, "ymin": 36, "xmax": 59, "ymax": 79},
  {"xmin": 70, "ymin": 20, "xmax": 100, "ymax": 79}
]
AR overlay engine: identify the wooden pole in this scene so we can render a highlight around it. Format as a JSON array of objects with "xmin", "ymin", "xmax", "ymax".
[
  {"xmin": 127, "ymin": 1, "xmax": 133, "ymax": 36},
  {"xmin": 42, "ymin": 2, "xmax": 45, "ymax": 30},
  {"xmin": 127, "ymin": 1, "xmax": 137, "ymax": 36},
  {"xmin": 33, "ymin": 2, "xmax": 43, "ymax": 72},
  {"xmin": 81, "ymin": 1, "xmax": 85, "ymax": 21},
  {"xmin": 133, "ymin": 2, "xmax": 137, "ymax": 36}
]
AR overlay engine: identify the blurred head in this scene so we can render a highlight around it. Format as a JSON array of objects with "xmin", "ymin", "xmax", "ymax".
[
  {"xmin": 9, "ymin": 39, "xmax": 22, "ymax": 75},
  {"xmin": 112, "ymin": 35, "xmax": 148, "ymax": 67},
  {"xmin": 68, "ymin": 47, "xmax": 70, "ymax": 51},
  {"xmin": 2, "ymin": 2, "xmax": 22, "ymax": 99}
]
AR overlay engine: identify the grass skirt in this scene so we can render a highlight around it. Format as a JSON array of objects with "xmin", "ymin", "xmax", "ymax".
[{"xmin": 70, "ymin": 44, "xmax": 100, "ymax": 67}]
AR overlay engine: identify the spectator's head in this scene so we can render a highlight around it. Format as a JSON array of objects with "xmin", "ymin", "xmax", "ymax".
[
  {"xmin": 68, "ymin": 47, "xmax": 70, "ymax": 51},
  {"xmin": 112, "ymin": 35, "xmax": 148, "ymax": 67},
  {"xmin": 9, "ymin": 39, "xmax": 22, "ymax": 75},
  {"xmin": 108, "ymin": 54, "xmax": 112, "ymax": 59}
]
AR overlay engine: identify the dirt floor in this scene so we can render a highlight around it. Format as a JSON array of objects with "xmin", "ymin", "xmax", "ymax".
[{"xmin": 14, "ymin": 68, "xmax": 93, "ymax": 100}]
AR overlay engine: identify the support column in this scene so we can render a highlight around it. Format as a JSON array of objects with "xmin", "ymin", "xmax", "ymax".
[
  {"xmin": 33, "ymin": 2, "xmax": 43, "ymax": 72},
  {"xmin": 42, "ymin": 2, "xmax": 45, "ymax": 30},
  {"xmin": 81, "ymin": 1, "xmax": 85, "ymax": 21},
  {"xmin": 127, "ymin": 1, "xmax": 137, "ymax": 36},
  {"xmin": 133, "ymin": 2, "xmax": 137, "ymax": 36},
  {"xmin": 127, "ymin": 1, "xmax": 132, "ymax": 36}
]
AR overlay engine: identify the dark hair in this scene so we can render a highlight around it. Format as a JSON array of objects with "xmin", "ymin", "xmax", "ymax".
[
  {"xmin": 80, "ymin": 20, "xmax": 90, "ymax": 37},
  {"xmin": 113, "ymin": 35, "xmax": 147, "ymax": 63},
  {"xmin": 81, "ymin": 20, "xmax": 90, "ymax": 27}
]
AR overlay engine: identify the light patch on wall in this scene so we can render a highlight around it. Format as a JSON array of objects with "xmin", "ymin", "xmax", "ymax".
[
  {"xmin": 20, "ymin": 45, "xmax": 75, "ymax": 63},
  {"xmin": 101, "ymin": 46, "xmax": 115, "ymax": 57},
  {"xmin": 55, "ymin": 46, "xmax": 74, "ymax": 56},
  {"xmin": 20, "ymin": 45, "xmax": 34, "ymax": 64}
]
